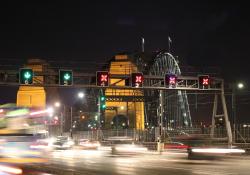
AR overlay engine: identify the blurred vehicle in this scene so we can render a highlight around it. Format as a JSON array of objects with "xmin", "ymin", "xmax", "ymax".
[
  {"xmin": 0, "ymin": 164, "xmax": 23, "ymax": 175},
  {"xmin": 51, "ymin": 136, "xmax": 74, "ymax": 150},
  {"xmin": 30, "ymin": 132, "xmax": 51, "ymax": 150},
  {"xmin": 164, "ymin": 142, "xmax": 189, "ymax": 152},
  {"xmin": 187, "ymin": 146, "xmax": 245, "ymax": 160},
  {"xmin": 108, "ymin": 137, "xmax": 147, "ymax": 155},
  {"xmin": 111, "ymin": 143, "xmax": 148, "ymax": 155},
  {"xmin": 0, "ymin": 135, "xmax": 47, "ymax": 164},
  {"xmin": 78, "ymin": 139, "xmax": 100, "ymax": 150}
]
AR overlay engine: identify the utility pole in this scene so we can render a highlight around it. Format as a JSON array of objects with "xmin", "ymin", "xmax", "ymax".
[
  {"xmin": 70, "ymin": 106, "xmax": 73, "ymax": 138},
  {"xmin": 232, "ymin": 86, "xmax": 236, "ymax": 143}
]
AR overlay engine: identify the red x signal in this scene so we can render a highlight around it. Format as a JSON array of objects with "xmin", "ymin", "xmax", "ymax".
[
  {"xmin": 96, "ymin": 71, "xmax": 109, "ymax": 86},
  {"xmin": 198, "ymin": 75, "xmax": 210, "ymax": 89},
  {"xmin": 101, "ymin": 74, "xmax": 108, "ymax": 82},
  {"xmin": 135, "ymin": 75, "xmax": 142, "ymax": 83},
  {"xmin": 202, "ymin": 78, "xmax": 209, "ymax": 85},
  {"xmin": 169, "ymin": 77, "xmax": 176, "ymax": 84},
  {"xmin": 165, "ymin": 74, "xmax": 177, "ymax": 88},
  {"xmin": 131, "ymin": 73, "xmax": 143, "ymax": 87}
]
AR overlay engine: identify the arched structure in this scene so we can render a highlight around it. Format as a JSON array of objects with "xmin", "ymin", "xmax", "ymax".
[{"xmin": 148, "ymin": 52, "xmax": 192, "ymax": 128}]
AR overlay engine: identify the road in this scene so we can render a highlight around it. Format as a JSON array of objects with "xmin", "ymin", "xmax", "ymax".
[{"xmin": 16, "ymin": 149, "xmax": 250, "ymax": 175}]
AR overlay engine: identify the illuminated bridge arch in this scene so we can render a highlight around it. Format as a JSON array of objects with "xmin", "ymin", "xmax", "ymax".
[{"xmin": 148, "ymin": 52, "xmax": 192, "ymax": 127}]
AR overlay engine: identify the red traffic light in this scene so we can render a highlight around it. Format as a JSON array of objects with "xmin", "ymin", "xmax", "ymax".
[
  {"xmin": 131, "ymin": 73, "xmax": 143, "ymax": 87},
  {"xmin": 96, "ymin": 71, "xmax": 109, "ymax": 86},
  {"xmin": 135, "ymin": 75, "xmax": 142, "ymax": 83},
  {"xmin": 101, "ymin": 74, "xmax": 108, "ymax": 82},
  {"xmin": 202, "ymin": 77, "xmax": 209, "ymax": 85},
  {"xmin": 198, "ymin": 75, "xmax": 210, "ymax": 89},
  {"xmin": 165, "ymin": 74, "xmax": 177, "ymax": 88}
]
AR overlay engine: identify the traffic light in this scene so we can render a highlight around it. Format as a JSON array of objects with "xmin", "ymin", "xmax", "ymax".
[
  {"xmin": 165, "ymin": 74, "xmax": 177, "ymax": 88},
  {"xmin": 19, "ymin": 68, "xmax": 33, "ymax": 85},
  {"xmin": 59, "ymin": 70, "xmax": 73, "ymax": 86},
  {"xmin": 131, "ymin": 73, "xmax": 143, "ymax": 87},
  {"xmin": 198, "ymin": 75, "xmax": 210, "ymax": 89},
  {"xmin": 96, "ymin": 71, "xmax": 109, "ymax": 87},
  {"xmin": 100, "ymin": 95, "xmax": 106, "ymax": 110}
]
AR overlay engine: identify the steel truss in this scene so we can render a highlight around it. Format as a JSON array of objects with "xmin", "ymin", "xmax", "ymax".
[{"xmin": 148, "ymin": 52, "xmax": 192, "ymax": 129}]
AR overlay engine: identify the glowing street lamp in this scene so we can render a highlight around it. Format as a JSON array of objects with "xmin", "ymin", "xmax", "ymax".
[
  {"xmin": 54, "ymin": 102, "xmax": 61, "ymax": 107},
  {"xmin": 78, "ymin": 92, "xmax": 85, "ymax": 99},
  {"xmin": 47, "ymin": 107, "xmax": 54, "ymax": 117},
  {"xmin": 237, "ymin": 82, "xmax": 244, "ymax": 89}
]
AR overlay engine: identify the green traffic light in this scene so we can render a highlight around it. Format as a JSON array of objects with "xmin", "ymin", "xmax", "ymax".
[
  {"xmin": 101, "ymin": 104, "xmax": 106, "ymax": 109},
  {"xmin": 64, "ymin": 73, "xmax": 71, "ymax": 80},
  {"xmin": 100, "ymin": 96, "xmax": 106, "ymax": 101},
  {"xmin": 24, "ymin": 71, "xmax": 31, "ymax": 79},
  {"xmin": 59, "ymin": 70, "xmax": 73, "ymax": 86},
  {"xmin": 19, "ymin": 68, "xmax": 33, "ymax": 85}
]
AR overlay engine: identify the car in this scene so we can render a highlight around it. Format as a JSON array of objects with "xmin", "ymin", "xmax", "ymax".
[
  {"xmin": 187, "ymin": 146, "xmax": 245, "ymax": 160},
  {"xmin": 51, "ymin": 136, "xmax": 74, "ymax": 150},
  {"xmin": 111, "ymin": 143, "xmax": 148, "ymax": 155},
  {"xmin": 164, "ymin": 142, "xmax": 189, "ymax": 151},
  {"xmin": 107, "ymin": 137, "xmax": 147, "ymax": 155},
  {"xmin": 78, "ymin": 139, "xmax": 100, "ymax": 150}
]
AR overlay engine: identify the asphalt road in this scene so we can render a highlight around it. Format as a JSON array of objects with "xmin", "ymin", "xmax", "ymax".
[{"xmin": 18, "ymin": 149, "xmax": 250, "ymax": 175}]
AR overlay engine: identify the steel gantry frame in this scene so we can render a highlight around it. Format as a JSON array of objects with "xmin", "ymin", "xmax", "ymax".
[{"xmin": 0, "ymin": 69, "xmax": 232, "ymax": 145}]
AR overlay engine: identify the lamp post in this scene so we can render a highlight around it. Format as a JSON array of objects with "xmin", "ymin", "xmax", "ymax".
[
  {"xmin": 69, "ymin": 91, "xmax": 85, "ymax": 137},
  {"xmin": 232, "ymin": 82, "xmax": 244, "ymax": 143},
  {"xmin": 54, "ymin": 101, "xmax": 64, "ymax": 136}
]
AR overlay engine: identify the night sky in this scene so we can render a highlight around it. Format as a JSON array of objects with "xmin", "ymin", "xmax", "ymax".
[
  {"xmin": 0, "ymin": 1, "xmax": 250, "ymax": 122},
  {"xmin": 0, "ymin": 1, "xmax": 249, "ymax": 79}
]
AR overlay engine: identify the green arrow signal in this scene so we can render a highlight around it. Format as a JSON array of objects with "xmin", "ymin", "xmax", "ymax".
[
  {"xmin": 64, "ymin": 73, "xmax": 71, "ymax": 80},
  {"xmin": 24, "ymin": 72, "xmax": 31, "ymax": 79}
]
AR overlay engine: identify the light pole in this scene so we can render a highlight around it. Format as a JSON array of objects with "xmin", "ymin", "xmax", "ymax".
[
  {"xmin": 232, "ymin": 82, "xmax": 244, "ymax": 143},
  {"xmin": 70, "ymin": 106, "xmax": 73, "ymax": 138},
  {"xmin": 54, "ymin": 101, "xmax": 63, "ymax": 136}
]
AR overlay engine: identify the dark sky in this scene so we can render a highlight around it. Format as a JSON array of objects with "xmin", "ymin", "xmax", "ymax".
[
  {"xmin": 0, "ymin": 1, "xmax": 249, "ymax": 81},
  {"xmin": 0, "ymin": 1, "xmax": 250, "ymax": 122}
]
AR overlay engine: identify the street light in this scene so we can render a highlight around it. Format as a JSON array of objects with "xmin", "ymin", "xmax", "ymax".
[
  {"xmin": 78, "ymin": 92, "xmax": 85, "ymax": 99},
  {"xmin": 237, "ymin": 83, "xmax": 244, "ymax": 89},
  {"xmin": 54, "ymin": 102, "xmax": 61, "ymax": 108},
  {"xmin": 54, "ymin": 101, "xmax": 64, "ymax": 135},
  {"xmin": 47, "ymin": 107, "xmax": 54, "ymax": 117},
  {"xmin": 232, "ymin": 82, "xmax": 245, "ymax": 143}
]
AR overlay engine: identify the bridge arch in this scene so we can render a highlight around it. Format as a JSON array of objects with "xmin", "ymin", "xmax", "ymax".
[{"xmin": 148, "ymin": 52, "xmax": 192, "ymax": 128}]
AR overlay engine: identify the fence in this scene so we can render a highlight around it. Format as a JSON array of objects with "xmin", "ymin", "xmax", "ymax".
[{"xmin": 60, "ymin": 126, "xmax": 235, "ymax": 143}]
